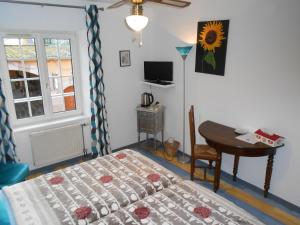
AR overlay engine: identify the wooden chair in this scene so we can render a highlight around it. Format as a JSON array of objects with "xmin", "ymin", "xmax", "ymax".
[{"xmin": 189, "ymin": 105, "xmax": 219, "ymax": 184}]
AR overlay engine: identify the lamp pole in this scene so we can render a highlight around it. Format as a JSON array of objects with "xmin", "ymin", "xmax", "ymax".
[{"xmin": 176, "ymin": 46, "xmax": 193, "ymax": 163}]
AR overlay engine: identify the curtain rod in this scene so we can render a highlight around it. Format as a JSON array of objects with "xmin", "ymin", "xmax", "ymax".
[{"xmin": 0, "ymin": 0, "xmax": 104, "ymax": 11}]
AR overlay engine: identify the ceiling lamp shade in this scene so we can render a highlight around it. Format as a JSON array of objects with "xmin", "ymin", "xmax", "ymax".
[
  {"xmin": 126, "ymin": 4, "xmax": 148, "ymax": 32},
  {"xmin": 126, "ymin": 15, "xmax": 148, "ymax": 32}
]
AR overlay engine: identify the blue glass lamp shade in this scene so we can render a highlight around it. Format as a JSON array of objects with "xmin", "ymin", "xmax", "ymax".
[{"xmin": 176, "ymin": 46, "xmax": 193, "ymax": 60}]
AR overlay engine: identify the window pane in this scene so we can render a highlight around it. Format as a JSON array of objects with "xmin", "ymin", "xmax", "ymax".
[
  {"xmin": 62, "ymin": 76, "xmax": 74, "ymax": 93},
  {"xmin": 20, "ymin": 39, "xmax": 37, "ymax": 60},
  {"xmin": 8, "ymin": 60, "xmax": 22, "ymax": 71},
  {"xmin": 24, "ymin": 61, "xmax": 39, "ymax": 78},
  {"xmin": 61, "ymin": 59, "xmax": 72, "ymax": 76},
  {"xmin": 52, "ymin": 96, "xmax": 65, "ymax": 113},
  {"xmin": 8, "ymin": 61, "xmax": 24, "ymax": 79},
  {"xmin": 11, "ymin": 81, "xmax": 26, "ymax": 99},
  {"xmin": 3, "ymin": 37, "xmax": 46, "ymax": 120},
  {"xmin": 4, "ymin": 38, "xmax": 19, "ymax": 46},
  {"xmin": 58, "ymin": 40, "xmax": 71, "ymax": 59},
  {"xmin": 49, "ymin": 77, "xmax": 62, "ymax": 95},
  {"xmin": 21, "ymin": 45, "xmax": 37, "ymax": 60},
  {"xmin": 44, "ymin": 38, "xmax": 58, "ymax": 58},
  {"xmin": 44, "ymin": 38, "xmax": 77, "ymax": 113},
  {"xmin": 31, "ymin": 100, "xmax": 44, "ymax": 117},
  {"xmin": 64, "ymin": 95, "xmax": 76, "ymax": 111},
  {"xmin": 28, "ymin": 80, "xmax": 42, "ymax": 97},
  {"xmin": 5, "ymin": 46, "xmax": 21, "ymax": 60},
  {"xmin": 20, "ymin": 38, "xmax": 35, "ymax": 46},
  {"xmin": 15, "ymin": 102, "xmax": 29, "ymax": 119},
  {"xmin": 47, "ymin": 60, "xmax": 60, "ymax": 77},
  {"xmin": 4, "ymin": 38, "xmax": 20, "ymax": 60},
  {"xmin": 9, "ymin": 70, "xmax": 23, "ymax": 79}
]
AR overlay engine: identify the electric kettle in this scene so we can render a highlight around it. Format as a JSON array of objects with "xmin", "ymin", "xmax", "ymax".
[{"xmin": 141, "ymin": 92, "xmax": 154, "ymax": 107}]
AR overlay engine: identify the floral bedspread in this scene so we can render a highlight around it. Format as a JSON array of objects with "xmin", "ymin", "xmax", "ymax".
[
  {"xmin": 3, "ymin": 150, "xmax": 181, "ymax": 225},
  {"xmin": 93, "ymin": 181, "xmax": 264, "ymax": 225}
]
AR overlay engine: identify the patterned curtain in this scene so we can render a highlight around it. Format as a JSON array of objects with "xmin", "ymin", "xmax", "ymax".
[
  {"xmin": 0, "ymin": 78, "xmax": 17, "ymax": 163},
  {"xmin": 85, "ymin": 5, "xmax": 111, "ymax": 157}
]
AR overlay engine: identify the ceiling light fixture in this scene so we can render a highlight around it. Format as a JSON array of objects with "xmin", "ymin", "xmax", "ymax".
[{"xmin": 126, "ymin": 4, "xmax": 148, "ymax": 32}]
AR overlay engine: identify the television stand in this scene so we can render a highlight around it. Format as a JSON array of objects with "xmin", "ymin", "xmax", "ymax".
[{"xmin": 143, "ymin": 81, "xmax": 175, "ymax": 88}]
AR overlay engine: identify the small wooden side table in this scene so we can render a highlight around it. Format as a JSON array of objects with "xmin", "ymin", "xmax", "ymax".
[
  {"xmin": 136, "ymin": 105, "xmax": 164, "ymax": 150},
  {"xmin": 199, "ymin": 120, "xmax": 284, "ymax": 197}
]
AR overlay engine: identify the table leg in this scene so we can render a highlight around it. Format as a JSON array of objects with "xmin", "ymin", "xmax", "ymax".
[
  {"xmin": 233, "ymin": 155, "xmax": 240, "ymax": 181},
  {"xmin": 214, "ymin": 151, "xmax": 222, "ymax": 192},
  {"xmin": 264, "ymin": 153, "xmax": 275, "ymax": 197},
  {"xmin": 138, "ymin": 132, "xmax": 140, "ymax": 143}
]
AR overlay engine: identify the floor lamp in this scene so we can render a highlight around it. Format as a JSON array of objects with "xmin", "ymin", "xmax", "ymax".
[{"xmin": 176, "ymin": 46, "xmax": 193, "ymax": 163}]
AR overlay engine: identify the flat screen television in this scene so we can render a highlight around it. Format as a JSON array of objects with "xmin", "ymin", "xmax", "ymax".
[{"xmin": 144, "ymin": 61, "xmax": 173, "ymax": 84}]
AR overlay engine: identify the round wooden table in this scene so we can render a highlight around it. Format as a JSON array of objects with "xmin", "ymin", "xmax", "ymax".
[{"xmin": 199, "ymin": 120, "xmax": 283, "ymax": 197}]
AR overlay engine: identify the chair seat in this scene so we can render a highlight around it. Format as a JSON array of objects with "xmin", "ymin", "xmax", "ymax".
[
  {"xmin": 0, "ymin": 163, "xmax": 29, "ymax": 189},
  {"xmin": 194, "ymin": 144, "xmax": 218, "ymax": 160}
]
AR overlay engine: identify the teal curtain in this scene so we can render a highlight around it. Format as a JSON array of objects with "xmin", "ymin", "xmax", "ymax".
[
  {"xmin": 85, "ymin": 5, "xmax": 111, "ymax": 156},
  {"xmin": 0, "ymin": 78, "xmax": 17, "ymax": 163}
]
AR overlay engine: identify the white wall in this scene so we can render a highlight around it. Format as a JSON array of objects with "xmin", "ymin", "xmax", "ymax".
[
  {"xmin": 100, "ymin": 6, "xmax": 155, "ymax": 148},
  {"xmin": 150, "ymin": 0, "xmax": 300, "ymax": 206},
  {"xmin": 0, "ymin": 1, "xmax": 155, "ymax": 169}
]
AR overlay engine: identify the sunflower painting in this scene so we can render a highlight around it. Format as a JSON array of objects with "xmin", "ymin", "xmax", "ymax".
[{"xmin": 195, "ymin": 20, "xmax": 229, "ymax": 76}]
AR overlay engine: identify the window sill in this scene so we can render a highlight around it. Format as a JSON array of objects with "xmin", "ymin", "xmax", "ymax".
[{"xmin": 13, "ymin": 115, "xmax": 89, "ymax": 133}]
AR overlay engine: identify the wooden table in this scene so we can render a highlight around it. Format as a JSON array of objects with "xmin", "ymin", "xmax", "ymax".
[{"xmin": 198, "ymin": 120, "xmax": 283, "ymax": 197}]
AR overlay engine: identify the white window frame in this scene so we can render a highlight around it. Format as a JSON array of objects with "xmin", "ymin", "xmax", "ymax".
[{"xmin": 0, "ymin": 31, "xmax": 83, "ymax": 128}]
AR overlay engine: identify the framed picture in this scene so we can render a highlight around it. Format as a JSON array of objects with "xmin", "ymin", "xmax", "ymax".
[
  {"xmin": 195, "ymin": 20, "xmax": 230, "ymax": 76},
  {"xmin": 119, "ymin": 50, "xmax": 131, "ymax": 67}
]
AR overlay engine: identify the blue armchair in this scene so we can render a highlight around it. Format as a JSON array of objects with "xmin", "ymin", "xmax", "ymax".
[{"xmin": 0, "ymin": 163, "xmax": 29, "ymax": 189}]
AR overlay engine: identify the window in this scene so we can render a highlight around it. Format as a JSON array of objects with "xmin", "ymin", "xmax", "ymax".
[
  {"xmin": 44, "ymin": 38, "xmax": 76, "ymax": 113},
  {"xmin": 4, "ymin": 38, "xmax": 44, "ymax": 119},
  {"xmin": 0, "ymin": 33, "xmax": 81, "ymax": 126}
]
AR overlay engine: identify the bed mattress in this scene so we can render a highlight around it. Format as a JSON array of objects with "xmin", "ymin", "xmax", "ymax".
[
  {"xmin": 93, "ymin": 180, "xmax": 264, "ymax": 225},
  {"xmin": 2, "ymin": 150, "xmax": 181, "ymax": 225}
]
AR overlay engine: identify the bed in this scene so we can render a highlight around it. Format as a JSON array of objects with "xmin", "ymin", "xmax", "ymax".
[{"xmin": 1, "ymin": 149, "xmax": 264, "ymax": 225}]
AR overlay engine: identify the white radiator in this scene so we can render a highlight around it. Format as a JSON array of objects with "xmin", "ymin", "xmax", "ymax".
[{"xmin": 30, "ymin": 124, "xmax": 84, "ymax": 167}]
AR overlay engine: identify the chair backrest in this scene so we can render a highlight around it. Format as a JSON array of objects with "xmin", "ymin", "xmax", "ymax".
[{"xmin": 189, "ymin": 105, "xmax": 196, "ymax": 157}]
